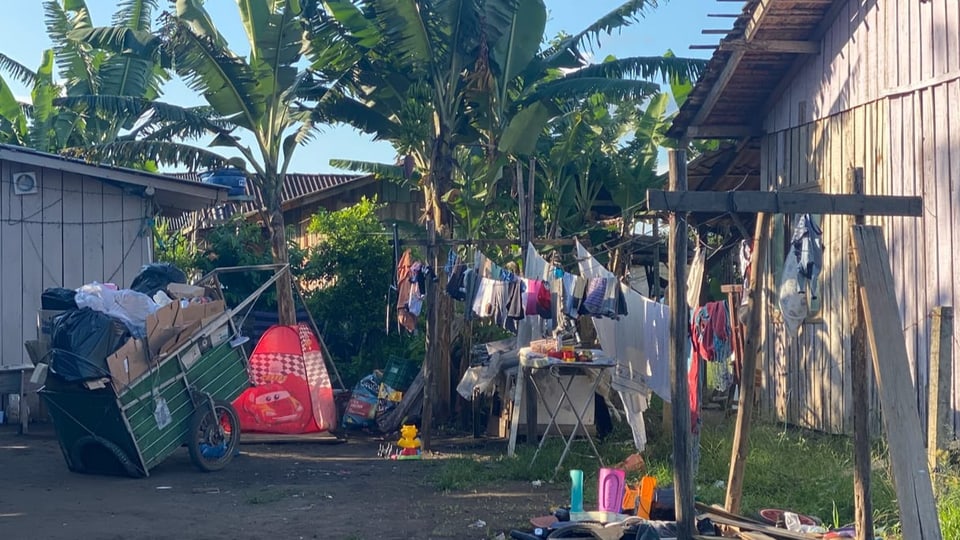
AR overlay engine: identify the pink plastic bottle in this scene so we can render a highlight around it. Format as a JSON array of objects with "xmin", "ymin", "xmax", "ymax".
[{"xmin": 597, "ymin": 468, "xmax": 626, "ymax": 513}]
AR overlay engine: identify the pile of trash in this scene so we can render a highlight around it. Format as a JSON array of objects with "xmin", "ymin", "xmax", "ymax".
[
  {"xmin": 33, "ymin": 263, "xmax": 225, "ymax": 390},
  {"xmin": 340, "ymin": 355, "xmax": 420, "ymax": 431}
]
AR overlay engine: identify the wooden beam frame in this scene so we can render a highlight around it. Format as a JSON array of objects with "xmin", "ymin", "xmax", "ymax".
[
  {"xmin": 687, "ymin": 0, "xmax": 775, "ymax": 130},
  {"xmin": 646, "ymin": 190, "xmax": 923, "ymax": 217},
  {"xmin": 719, "ymin": 39, "xmax": 821, "ymax": 54},
  {"xmin": 762, "ymin": 0, "xmax": 850, "ymax": 114}
]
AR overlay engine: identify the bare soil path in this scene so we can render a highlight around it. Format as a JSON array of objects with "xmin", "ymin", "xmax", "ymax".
[{"xmin": 0, "ymin": 425, "xmax": 566, "ymax": 540}]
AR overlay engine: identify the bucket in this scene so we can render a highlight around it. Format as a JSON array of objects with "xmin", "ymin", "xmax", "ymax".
[{"xmin": 597, "ymin": 468, "xmax": 626, "ymax": 513}]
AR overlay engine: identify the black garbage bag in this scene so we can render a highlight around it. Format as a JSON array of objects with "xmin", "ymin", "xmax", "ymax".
[
  {"xmin": 129, "ymin": 263, "xmax": 187, "ymax": 297},
  {"xmin": 49, "ymin": 308, "xmax": 130, "ymax": 382},
  {"xmin": 41, "ymin": 287, "xmax": 78, "ymax": 310}
]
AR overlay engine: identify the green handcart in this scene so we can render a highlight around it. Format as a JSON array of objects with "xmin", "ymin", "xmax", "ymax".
[{"xmin": 41, "ymin": 265, "xmax": 288, "ymax": 478}]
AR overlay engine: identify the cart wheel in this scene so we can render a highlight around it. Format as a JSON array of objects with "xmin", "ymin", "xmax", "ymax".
[{"xmin": 188, "ymin": 400, "xmax": 240, "ymax": 472}]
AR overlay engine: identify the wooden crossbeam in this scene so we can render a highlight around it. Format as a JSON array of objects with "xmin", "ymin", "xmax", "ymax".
[
  {"xmin": 719, "ymin": 39, "xmax": 820, "ymax": 54},
  {"xmin": 646, "ymin": 190, "xmax": 922, "ymax": 217}
]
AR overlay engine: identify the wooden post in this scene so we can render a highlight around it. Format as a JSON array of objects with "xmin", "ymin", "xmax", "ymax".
[
  {"xmin": 421, "ymin": 220, "xmax": 437, "ymax": 451},
  {"xmin": 724, "ymin": 212, "xmax": 771, "ymax": 514},
  {"xmin": 853, "ymin": 225, "xmax": 942, "ymax": 540},
  {"xmin": 667, "ymin": 149, "xmax": 695, "ymax": 538},
  {"xmin": 928, "ymin": 306, "xmax": 954, "ymax": 473},
  {"xmin": 847, "ymin": 167, "xmax": 874, "ymax": 540},
  {"xmin": 517, "ymin": 160, "xmax": 527, "ymax": 248}
]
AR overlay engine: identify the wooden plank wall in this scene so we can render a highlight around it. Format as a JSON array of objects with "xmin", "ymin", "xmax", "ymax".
[
  {"xmin": 0, "ymin": 163, "xmax": 153, "ymax": 367},
  {"xmin": 759, "ymin": 0, "xmax": 960, "ymax": 435}
]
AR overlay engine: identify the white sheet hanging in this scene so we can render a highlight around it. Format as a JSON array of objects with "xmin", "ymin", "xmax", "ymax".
[{"xmin": 576, "ymin": 242, "xmax": 673, "ymax": 451}]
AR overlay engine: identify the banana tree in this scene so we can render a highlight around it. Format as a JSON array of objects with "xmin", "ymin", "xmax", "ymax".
[
  {"xmin": 75, "ymin": 0, "xmax": 317, "ymax": 325},
  {"xmin": 0, "ymin": 0, "xmax": 169, "ymax": 155}
]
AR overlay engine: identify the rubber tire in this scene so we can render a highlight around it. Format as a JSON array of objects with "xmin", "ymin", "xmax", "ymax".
[{"xmin": 187, "ymin": 400, "xmax": 240, "ymax": 472}]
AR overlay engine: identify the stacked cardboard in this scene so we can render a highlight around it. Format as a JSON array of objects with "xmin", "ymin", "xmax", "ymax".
[{"xmin": 105, "ymin": 284, "xmax": 226, "ymax": 392}]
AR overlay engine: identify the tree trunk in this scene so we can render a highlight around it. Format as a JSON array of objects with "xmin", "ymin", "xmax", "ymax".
[
  {"xmin": 424, "ymin": 128, "xmax": 455, "ymax": 425},
  {"xmin": 268, "ymin": 205, "xmax": 297, "ymax": 326},
  {"xmin": 610, "ymin": 216, "xmax": 632, "ymax": 278}
]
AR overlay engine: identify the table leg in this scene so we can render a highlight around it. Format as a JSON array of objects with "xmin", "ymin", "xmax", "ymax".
[
  {"xmin": 524, "ymin": 367, "xmax": 537, "ymax": 445},
  {"xmin": 529, "ymin": 370, "xmax": 570, "ymax": 467},
  {"xmin": 552, "ymin": 370, "xmax": 605, "ymax": 475},
  {"xmin": 19, "ymin": 370, "xmax": 28, "ymax": 435},
  {"xmin": 507, "ymin": 368, "xmax": 525, "ymax": 457}
]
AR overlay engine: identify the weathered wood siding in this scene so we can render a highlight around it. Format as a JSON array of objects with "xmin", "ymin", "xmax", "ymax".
[
  {"xmin": 0, "ymin": 161, "xmax": 153, "ymax": 367},
  {"xmin": 758, "ymin": 0, "xmax": 960, "ymax": 434}
]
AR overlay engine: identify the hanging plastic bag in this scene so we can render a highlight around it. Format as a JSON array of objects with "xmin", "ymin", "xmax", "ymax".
[{"xmin": 778, "ymin": 251, "xmax": 807, "ymax": 336}]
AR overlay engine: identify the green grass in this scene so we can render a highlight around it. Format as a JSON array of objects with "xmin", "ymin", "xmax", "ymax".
[{"xmin": 430, "ymin": 409, "xmax": 960, "ymax": 537}]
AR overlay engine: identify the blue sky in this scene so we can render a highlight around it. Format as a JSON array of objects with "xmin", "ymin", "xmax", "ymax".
[{"xmin": 0, "ymin": 1, "xmax": 719, "ymax": 173}]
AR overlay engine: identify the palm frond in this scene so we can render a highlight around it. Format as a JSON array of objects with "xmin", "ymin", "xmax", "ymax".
[
  {"xmin": 569, "ymin": 55, "xmax": 706, "ymax": 85},
  {"xmin": 527, "ymin": 78, "xmax": 660, "ymax": 104},
  {"xmin": 112, "ymin": 0, "xmax": 157, "ymax": 31},
  {"xmin": 329, "ymin": 158, "xmax": 407, "ymax": 181},
  {"xmin": 0, "ymin": 54, "xmax": 40, "ymax": 88},
  {"xmin": 239, "ymin": 0, "xmax": 303, "ymax": 102},
  {"xmin": 43, "ymin": 0, "xmax": 98, "ymax": 92},
  {"xmin": 166, "ymin": 18, "xmax": 264, "ymax": 130},
  {"xmin": 76, "ymin": 140, "xmax": 230, "ymax": 171},
  {"xmin": 362, "ymin": 0, "xmax": 435, "ymax": 67},
  {"xmin": 310, "ymin": 91, "xmax": 400, "ymax": 140},
  {"xmin": 543, "ymin": 0, "xmax": 660, "ymax": 68}
]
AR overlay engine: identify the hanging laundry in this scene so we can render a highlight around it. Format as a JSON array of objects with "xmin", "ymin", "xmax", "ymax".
[
  {"xmin": 577, "ymin": 241, "xmax": 672, "ymax": 451},
  {"xmin": 739, "ymin": 239, "xmax": 753, "ymax": 300},
  {"xmin": 686, "ymin": 246, "xmax": 706, "ymax": 309},
  {"xmin": 396, "ymin": 250, "xmax": 418, "ymax": 333},
  {"xmin": 581, "ymin": 277, "xmax": 607, "ymax": 315},
  {"xmin": 791, "ymin": 213, "xmax": 823, "ymax": 299},
  {"xmin": 688, "ymin": 301, "xmax": 733, "ymax": 434}
]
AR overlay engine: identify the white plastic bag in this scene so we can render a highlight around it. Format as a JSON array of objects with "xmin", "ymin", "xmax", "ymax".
[
  {"xmin": 778, "ymin": 252, "xmax": 807, "ymax": 336},
  {"xmin": 75, "ymin": 283, "xmax": 160, "ymax": 338}
]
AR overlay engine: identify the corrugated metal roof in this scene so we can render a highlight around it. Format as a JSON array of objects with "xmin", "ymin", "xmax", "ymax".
[
  {"xmin": 669, "ymin": 0, "xmax": 838, "ymax": 139},
  {"xmin": 165, "ymin": 172, "xmax": 374, "ymax": 230}
]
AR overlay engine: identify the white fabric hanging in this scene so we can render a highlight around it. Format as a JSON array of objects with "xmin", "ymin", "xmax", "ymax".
[{"xmin": 576, "ymin": 242, "xmax": 672, "ymax": 451}]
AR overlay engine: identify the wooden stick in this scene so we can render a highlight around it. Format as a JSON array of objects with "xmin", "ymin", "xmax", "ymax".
[{"xmin": 724, "ymin": 212, "xmax": 771, "ymax": 514}]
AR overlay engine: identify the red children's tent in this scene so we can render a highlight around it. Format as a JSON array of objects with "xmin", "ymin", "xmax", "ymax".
[{"xmin": 234, "ymin": 323, "xmax": 337, "ymax": 434}]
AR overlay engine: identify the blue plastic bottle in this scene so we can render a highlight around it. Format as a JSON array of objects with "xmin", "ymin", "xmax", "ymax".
[{"xmin": 569, "ymin": 469, "xmax": 584, "ymax": 513}]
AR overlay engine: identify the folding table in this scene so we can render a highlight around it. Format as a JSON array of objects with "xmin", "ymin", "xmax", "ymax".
[{"xmin": 508, "ymin": 348, "xmax": 614, "ymax": 478}]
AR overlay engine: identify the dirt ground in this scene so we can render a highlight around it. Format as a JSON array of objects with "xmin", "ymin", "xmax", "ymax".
[{"xmin": 0, "ymin": 424, "xmax": 568, "ymax": 540}]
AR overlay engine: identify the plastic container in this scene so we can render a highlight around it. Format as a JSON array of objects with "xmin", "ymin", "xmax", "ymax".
[
  {"xmin": 382, "ymin": 356, "xmax": 418, "ymax": 392},
  {"xmin": 597, "ymin": 468, "xmax": 626, "ymax": 513},
  {"xmin": 569, "ymin": 469, "xmax": 584, "ymax": 513}
]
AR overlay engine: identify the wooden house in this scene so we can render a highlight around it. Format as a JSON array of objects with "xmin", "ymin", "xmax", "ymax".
[
  {"xmin": 170, "ymin": 172, "xmax": 421, "ymax": 249},
  {"xmin": 669, "ymin": 0, "xmax": 959, "ymax": 437},
  {"xmin": 0, "ymin": 144, "xmax": 227, "ymax": 369}
]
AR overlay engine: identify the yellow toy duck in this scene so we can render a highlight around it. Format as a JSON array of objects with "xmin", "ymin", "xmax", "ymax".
[{"xmin": 395, "ymin": 424, "xmax": 422, "ymax": 460}]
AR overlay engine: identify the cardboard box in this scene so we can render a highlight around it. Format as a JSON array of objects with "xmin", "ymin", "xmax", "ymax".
[
  {"xmin": 106, "ymin": 338, "xmax": 150, "ymax": 392},
  {"xmin": 145, "ymin": 299, "xmax": 227, "ymax": 358},
  {"xmin": 146, "ymin": 302, "xmax": 181, "ymax": 357}
]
